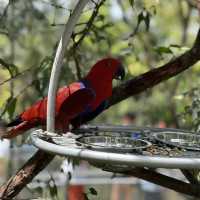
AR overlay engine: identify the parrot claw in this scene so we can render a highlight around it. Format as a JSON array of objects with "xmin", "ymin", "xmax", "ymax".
[
  {"xmin": 65, "ymin": 131, "xmax": 79, "ymax": 139},
  {"xmin": 65, "ymin": 132, "xmax": 74, "ymax": 137}
]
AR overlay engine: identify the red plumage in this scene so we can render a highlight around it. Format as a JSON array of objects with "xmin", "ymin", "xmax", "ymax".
[
  {"xmin": 2, "ymin": 57, "xmax": 124, "ymax": 139},
  {"xmin": 21, "ymin": 83, "xmax": 89, "ymax": 123}
]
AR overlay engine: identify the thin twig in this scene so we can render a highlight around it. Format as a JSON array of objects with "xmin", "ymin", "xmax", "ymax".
[
  {"xmin": 73, "ymin": 0, "xmax": 106, "ymax": 48},
  {"xmin": 0, "ymin": 56, "xmax": 52, "ymax": 86},
  {"xmin": 70, "ymin": 0, "xmax": 106, "ymax": 80},
  {"xmin": 108, "ymin": 27, "xmax": 200, "ymax": 107},
  {"xmin": 0, "ymin": 80, "xmax": 34, "ymax": 118},
  {"xmin": 0, "ymin": 68, "xmax": 31, "ymax": 86},
  {"xmin": 0, "ymin": 58, "xmax": 18, "ymax": 71}
]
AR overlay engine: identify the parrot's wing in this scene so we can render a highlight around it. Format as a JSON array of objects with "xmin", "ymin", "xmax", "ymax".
[
  {"xmin": 57, "ymin": 88, "xmax": 95, "ymax": 120},
  {"xmin": 4, "ymin": 84, "xmax": 95, "ymax": 137},
  {"xmin": 70, "ymin": 100, "xmax": 108, "ymax": 128},
  {"xmin": 20, "ymin": 82, "xmax": 93, "ymax": 122}
]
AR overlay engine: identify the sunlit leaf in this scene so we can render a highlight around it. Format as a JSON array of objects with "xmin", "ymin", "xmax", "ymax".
[
  {"xmin": 154, "ymin": 46, "xmax": 173, "ymax": 55},
  {"xmin": 143, "ymin": 0, "xmax": 159, "ymax": 9},
  {"xmin": 174, "ymin": 95, "xmax": 184, "ymax": 100}
]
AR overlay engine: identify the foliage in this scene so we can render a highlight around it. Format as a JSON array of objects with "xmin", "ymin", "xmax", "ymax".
[
  {"xmin": 0, "ymin": 0, "xmax": 200, "ymax": 197},
  {"xmin": 0, "ymin": 0, "xmax": 199, "ymax": 128},
  {"xmin": 177, "ymin": 87, "xmax": 200, "ymax": 131}
]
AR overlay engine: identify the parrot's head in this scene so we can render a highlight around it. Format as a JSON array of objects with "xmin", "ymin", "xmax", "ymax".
[
  {"xmin": 85, "ymin": 57, "xmax": 125, "ymax": 110},
  {"xmin": 86, "ymin": 57, "xmax": 125, "ymax": 82}
]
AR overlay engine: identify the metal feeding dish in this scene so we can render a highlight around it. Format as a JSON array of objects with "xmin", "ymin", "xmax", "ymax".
[
  {"xmin": 153, "ymin": 131, "xmax": 200, "ymax": 151},
  {"xmin": 31, "ymin": 126, "xmax": 200, "ymax": 169},
  {"xmin": 76, "ymin": 135, "xmax": 152, "ymax": 153}
]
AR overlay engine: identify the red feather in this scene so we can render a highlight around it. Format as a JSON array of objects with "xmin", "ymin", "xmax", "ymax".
[
  {"xmin": 2, "ymin": 57, "xmax": 123, "ymax": 139},
  {"xmin": 21, "ymin": 82, "xmax": 83, "ymax": 122},
  {"xmin": 4, "ymin": 83, "xmax": 94, "ymax": 138}
]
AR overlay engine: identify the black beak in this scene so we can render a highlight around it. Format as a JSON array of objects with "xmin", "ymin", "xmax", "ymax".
[{"xmin": 114, "ymin": 65, "xmax": 125, "ymax": 80}]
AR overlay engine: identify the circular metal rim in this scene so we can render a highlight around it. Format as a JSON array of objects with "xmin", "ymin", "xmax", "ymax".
[
  {"xmin": 31, "ymin": 131, "xmax": 200, "ymax": 169},
  {"xmin": 75, "ymin": 124, "xmax": 193, "ymax": 133},
  {"xmin": 76, "ymin": 135, "xmax": 152, "ymax": 152},
  {"xmin": 153, "ymin": 131, "xmax": 200, "ymax": 151}
]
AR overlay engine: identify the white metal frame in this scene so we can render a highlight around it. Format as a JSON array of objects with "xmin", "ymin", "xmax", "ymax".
[
  {"xmin": 31, "ymin": 130, "xmax": 200, "ymax": 169},
  {"xmin": 30, "ymin": 0, "xmax": 200, "ymax": 173}
]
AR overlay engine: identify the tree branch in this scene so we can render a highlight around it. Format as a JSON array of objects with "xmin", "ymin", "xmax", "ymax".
[
  {"xmin": 108, "ymin": 28, "xmax": 200, "ymax": 107},
  {"xmin": 0, "ymin": 58, "xmax": 18, "ymax": 71},
  {"xmin": 0, "ymin": 25, "xmax": 200, "ymax": 200},
  {"xmin": 123, "ymin": 168, "xmax": 200, "ymax": 197},
  {"xmin": 0, "ymin": 151, "xmax": 54, "ymax": 199},
  {"xmin": 73, "ymin": 0, "xmax": 106, "ymax": 48}
]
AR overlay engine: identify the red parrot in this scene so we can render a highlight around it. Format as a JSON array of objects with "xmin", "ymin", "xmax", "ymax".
[{"xmin": 1, "ymin": 57, "xmax": 125, "ymax": 139}]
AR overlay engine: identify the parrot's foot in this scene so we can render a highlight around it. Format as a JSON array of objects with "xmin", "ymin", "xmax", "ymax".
[
  {"xmin": 65, "ymin": 131, "xmax": 75, "ymax": 138},
  {"xmin": 62, "ymin": 131, "xmax": 80, "ymax": 139}
]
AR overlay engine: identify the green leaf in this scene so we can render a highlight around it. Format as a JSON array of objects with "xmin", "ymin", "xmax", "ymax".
[
  {"xmin": 138, "ymin": 12, "xmax": 145, "ymax": 25},
  {"xmin": 7, "ymin": 98, "xmax": 17, "ymax": 118},
  {"xmin": 89, "ymin": 187, "xmax": 98, "ymax": 195},
  {"xmin": 137, "ymin": 11, "xmax": 151, "ymax": 31},
  {"xmin": 49, "ymin": 184, "xmax": 58, "ymax": 198},
  {"xmin": 144, "ymin": 12, "xmax": 150, "ymax": 31},
  {"xmin": 129, "ymin": 0, "xmax": 134, "ymax": 7},
  {"xmin": 34, "ymin": 79, "xmax": 41, "ymax": 93},
  {"xmin": 8, "ymin": 65, "xmax": 19, "ymax": 77},
  {"xmin": 170, "ymin": 44, "xmax": 182, "ymax": 48},
  {"xmin": 154, "ymin": 46, "xmax": 173, "ymax": 55},
  {"xmin": 34, "ymin": 186, "xmax": 43, "ymax": 194}
]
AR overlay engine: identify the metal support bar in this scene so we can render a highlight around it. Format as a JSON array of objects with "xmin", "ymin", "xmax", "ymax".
[
  {"xmin": 31, "ymin": 133, "xmax": 200, "ymax": 169},
  {"xmin": 45, "ymin": 1, "xmax": 89, "ymax": 198},
  {"xmin": 47, "ymin": 0, "xmax": 89, "ymax": 132}
]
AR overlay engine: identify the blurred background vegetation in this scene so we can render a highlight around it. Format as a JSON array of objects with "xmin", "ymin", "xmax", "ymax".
[
  {"xmin": 0, "ymin": 0, "xmax": 200, "ymax": 131},
  {"xmin": 0, "ymin": 0, "xmax": 200, "ymax": 199}
]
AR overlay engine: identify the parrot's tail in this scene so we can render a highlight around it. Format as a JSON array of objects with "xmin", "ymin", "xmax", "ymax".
[
  {"xmin": 0, "ymin": 117, "xmax": 23, "ymax": 139},
  {"xmin": 0, "ymin": 117, "xmax": 37, "ymax": 139},
  {"xmin": 3, "ymin": 120, "xmax": 37, "ymax": 139},
  {"xmin": 6, "ymin": 116, "xmax": 23, "ymax": 127}
]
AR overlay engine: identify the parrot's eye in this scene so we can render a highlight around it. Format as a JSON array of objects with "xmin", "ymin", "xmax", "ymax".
[{"xmin": 114, "ymin": 65, "xmax": 125, "ymax": 80}]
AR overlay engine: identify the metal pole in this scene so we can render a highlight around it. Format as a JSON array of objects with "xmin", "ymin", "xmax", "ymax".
[
  {"xmin": 46, "ymin": 0, "xmax": 89, "ymax": 198},
  {"xmin": 47, "ymin": 0, "xmax": 90, "ymax": 132}
]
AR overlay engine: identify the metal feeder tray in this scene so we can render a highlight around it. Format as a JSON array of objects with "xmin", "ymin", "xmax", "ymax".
[
  {"xmin": 153, "ymin": 131, "xmax": 200, "ymax": 151},
  {"xmin": 31, "ymin": 125, "xmax": 200, "ymax": 170},
  {"xmin": 76, "ymin": 135, "xmax": 152, "ymax": 153}
]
